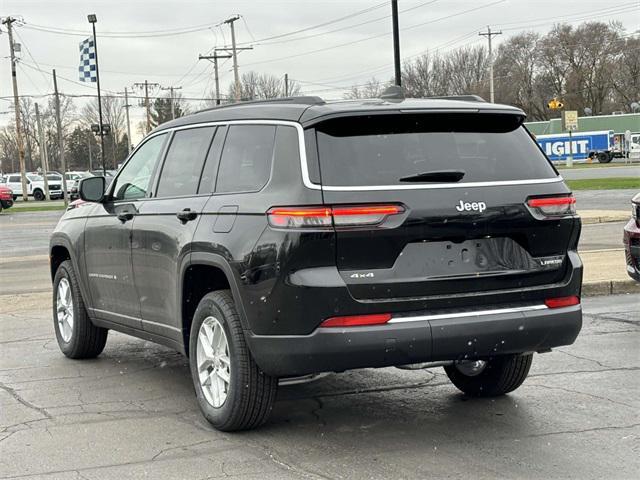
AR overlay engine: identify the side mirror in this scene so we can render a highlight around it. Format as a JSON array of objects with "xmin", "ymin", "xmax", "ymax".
[{"xmin": 79, "ymin": 176, "xmax": 105, "ymax": 202}]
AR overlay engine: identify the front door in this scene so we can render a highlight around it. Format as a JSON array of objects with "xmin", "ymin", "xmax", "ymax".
[
  {"xmin": 132, "ymin": 126, "xmax": 221, "ymax": 338},
  {"xmin": 84, "ymin": 133, "xmax": 168, "ymax": 328}
]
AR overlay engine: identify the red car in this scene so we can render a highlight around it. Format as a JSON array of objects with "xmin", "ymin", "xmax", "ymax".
[
  {"xmin": 624, "ymin": 192, "xmax": 640, "ymax": 281},
  {"xmin": 0, "ymin": 185, "xmax": 13, "ymax": 212}
]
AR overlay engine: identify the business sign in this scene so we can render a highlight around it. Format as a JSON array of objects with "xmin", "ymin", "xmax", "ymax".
[{"xmin": 561, "ymin": 110, "xmax": 578, "ymax": 131}]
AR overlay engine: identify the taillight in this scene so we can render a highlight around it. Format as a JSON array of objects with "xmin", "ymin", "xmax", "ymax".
[
  {"xmin": 320, "ymin": 313, "xmax": 392, "ymax": 328},
  {"xmin": 527, "ymin": 195, "xmax": 576, "ymax": 219},
  {"xmin": 267, "ymin": 204, "xmax": 404, "ymax": 229},
  {"xmin": 545, "ymin": 296, "xmax": 580, "ymax": 308}
]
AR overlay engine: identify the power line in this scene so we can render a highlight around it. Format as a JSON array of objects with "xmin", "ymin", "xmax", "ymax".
[
  {"xmin": 253, "ymin": 0, "xmax": 440, "ymax": 47},
  {"xmin": 241, "ymin": 0, "xmax": 506, "ymax": 68},
  {"xmin": 17, "ymin": 3, "xmax": 389, "ymax": 41},
  {"xmin": 232, "ymin": 1, "xmax": 389, "ymax": 47},
  {"xmin": 496, "ymin": 3, "xmax": 638, "ymax": 29}
]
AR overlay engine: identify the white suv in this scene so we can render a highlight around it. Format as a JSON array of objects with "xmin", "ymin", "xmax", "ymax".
[{"xmin": 3, "ymin": 173, "xmax": 63, "ymax": 201}]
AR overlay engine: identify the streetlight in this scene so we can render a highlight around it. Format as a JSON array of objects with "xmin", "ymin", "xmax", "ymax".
[{"xmin": 87, "ymin": 13, "xmax": 106, "ymax": 175}]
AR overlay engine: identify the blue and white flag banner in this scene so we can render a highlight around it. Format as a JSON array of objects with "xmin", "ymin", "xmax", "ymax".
[{"xmin": 78, "ymin": 37, "xmax": 97, "ymax": 82}]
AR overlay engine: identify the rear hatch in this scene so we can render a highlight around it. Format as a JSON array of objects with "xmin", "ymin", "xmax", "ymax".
[{"xmin": 310, "ymin": 111, "xmax": 578, "ymax": 301}]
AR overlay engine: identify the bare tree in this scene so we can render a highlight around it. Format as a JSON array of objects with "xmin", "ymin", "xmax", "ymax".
[
  {"xmin": 447, "ymin": 45, "xmax": 489, "ymax": 98},
  {"xmin": 344, "ymin": 78, "xmax": 390, "ymax": 99},
  {"xmin": 612, "ymin": 36, "xmax": 640, "ymax": 111},
  {"xmin": 494, "ymin": 32, "xmax": 547, "ymax": 119},
  {"xmin": 224, "ymin": 71, "xmax": 301, "ymax": 102}
]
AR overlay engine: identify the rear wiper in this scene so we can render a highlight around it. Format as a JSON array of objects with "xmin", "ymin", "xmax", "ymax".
[{"xmin": 399, "ymin": 170, "xmax": 465, "ymax": 183}]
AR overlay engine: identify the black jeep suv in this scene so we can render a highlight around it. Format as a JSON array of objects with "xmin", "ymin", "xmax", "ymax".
[{"xmin": 50, "ymin": 94, "xmax": 582, "ymax": 431}]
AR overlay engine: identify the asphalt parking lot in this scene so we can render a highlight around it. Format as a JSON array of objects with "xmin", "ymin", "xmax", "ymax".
[
  {"xmin": 1, "ymin": 293, "xmax": 638, "ymax": 479},
  {"xmin": 1, "ymin": 194, "xmax": 639, "ymax": 479}
]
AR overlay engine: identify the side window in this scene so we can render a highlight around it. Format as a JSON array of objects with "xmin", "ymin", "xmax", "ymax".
[
  {"xmin": 198, "ymin": 126, "xmax": 226, "ymax": 194},
  {"xmin": 111, "ymin": 134, "xmax": 166, "ymax": 201},
  {"xmin": 9, "ymin": 176, "xmax": 19, "ymax": 183},
  {"xmin": 216, "ymin": 125, "xmax": 276, "ymax": 193},
  {"xmin": 156, "ymin": 127, "xmax": 216, "ymax": 198}
]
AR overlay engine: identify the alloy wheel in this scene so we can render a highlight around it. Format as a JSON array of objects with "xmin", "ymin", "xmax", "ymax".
[
  {"xmin": 196, "ymin": 316, "xmax": 231, "ymax": 408},
  {"xmin": 56, "ymin": 278, "xmax": 74, "ymax": 342}
]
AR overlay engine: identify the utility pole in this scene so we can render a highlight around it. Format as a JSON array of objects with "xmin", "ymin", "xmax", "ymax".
[
  {"xmin": 221, "ymin": 15, "xmax": 253, "ymax": 101},
  {"xmin": 52, "ymin": 70, "xmax": 69, "ymax": 206},
  {"xmin": 134, "ymin": 80, "xmax": 159, "ymax": 133},
  {"xmin": 144, "ymin": 80, "xmax": 150, "ymax": 133},
  {"xmin": 34, "ymin": 102, "xmax": 50, "ymax": 201},
  {"xmin": 2, "ymin": 16, "xmax": 28, "ymax": 201},
  {"xmin": 391, "ymin": 0, "xmax": 402, "ymax": 86},
  {"xmin": 199, "ymin": 51, "xmax": 232, "ymax": 105},
  {"xmin": 284, "ymin": 73, "xmax": 289, "ymax": 97},
  {"xmin": 160, "ymin": 85, "xmax": 182, "ymax": 119},
  {"xmin": 87, "ymin": 134, "xmax": 93, "ymax": 170},
  {"xmin": 479, "ymin": 25, "xmax": 502, "ymax": 103},
  {"xmin": 123, "ymin": 87, "xmax": 132, "ymax": 153}
]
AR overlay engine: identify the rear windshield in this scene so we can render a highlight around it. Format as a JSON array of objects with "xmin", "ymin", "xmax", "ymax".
[{"xmin": 313, "ymin": 113, "xmax": 557, "ymax": 186}]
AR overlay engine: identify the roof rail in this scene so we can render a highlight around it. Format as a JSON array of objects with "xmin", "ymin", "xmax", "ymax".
[
  {"xmin": 196, "ymin": 96, "xmax": 325, "ymax": 114},
  {"xmin": 380, "ymin": 85, "xmax": 405, "ymax": 101},
  {"xmin": 427, "ymin": 95, "xmax": 486, "ymax": 103}
]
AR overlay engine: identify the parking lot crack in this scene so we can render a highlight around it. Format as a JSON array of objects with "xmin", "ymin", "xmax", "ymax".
[
  {"xmin": 525, "ymin": 422, "xmax": 640, "ymax": 439},
  {"xmin": 528, "ymin": 384, "xmax": 636, "ymax": 409},
  {"xmin": 310, "ymin": 397, "xmax": 326, "ymax": 426},
  {"xmin": 0, "ymin": 382, "xmax": 52, "ymax": 420},
  {"xmin": 554, "ymin": 349, "xmax": 613, "ymax": 368},
  {"xmin": 263, "ymin": 449, "xmax": 332, "ymax": 480},
  {"xmin": 529, "ymin": 366, "xmax": 640, "ymax": 378},
  {"xmin": 151, "ymin": 439, "xmax": 215, "ymax": 461}
]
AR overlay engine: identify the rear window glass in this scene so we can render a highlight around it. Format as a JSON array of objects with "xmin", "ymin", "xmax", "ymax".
[
  {"xmin": 216, "ymin": 125, "xmax": 276, "ymax": 193},
  {"xmin": 314, "ymin": 113, "xmax": 557, "ymax": 186}
]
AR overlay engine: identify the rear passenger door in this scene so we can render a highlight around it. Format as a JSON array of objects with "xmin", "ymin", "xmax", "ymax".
[
  {"xmin": 196, "ymin": 123, "xmax": 278, "ymax": 254},
  {"xmin": 131, "ymin": 126, "xmax": 221, "ymax": 338}
]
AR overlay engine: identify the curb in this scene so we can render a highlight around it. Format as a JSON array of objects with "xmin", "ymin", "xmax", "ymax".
[
  {"xmin": 581, "ymin": 214, "xmax": 629, "ymax": 225},
  {"xmin": 582, "ymin": 279, "xmax": 640, "ymax": 296}
]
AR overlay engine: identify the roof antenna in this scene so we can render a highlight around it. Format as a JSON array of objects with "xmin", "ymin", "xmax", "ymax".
[{"xmin": 380, "ymin": 85, "xmax": 405, "ymax": 102}]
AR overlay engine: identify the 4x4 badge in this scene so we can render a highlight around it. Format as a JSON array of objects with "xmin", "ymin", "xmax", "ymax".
[{"xmin": 350, "ymin": 272, "xmax": 375, "ymax": 279}]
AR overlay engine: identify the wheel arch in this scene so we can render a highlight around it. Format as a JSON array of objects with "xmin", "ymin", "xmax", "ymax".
[
  {"xmin": 180, "ymin": 252, "xmax": 250, "ymax": 357},
  {"xmin": 50, "ymin": 235, "xmax": 93, "ymax": 309}
]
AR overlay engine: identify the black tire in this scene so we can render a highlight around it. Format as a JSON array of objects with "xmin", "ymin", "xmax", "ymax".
[
  {"xmin": 597, "ymin": 152, "xmax": 610, "ymax": 163},
  {"xmin": 33, "ymin": 189, "xmax": 45, "ymax": 201},
  {"xmin": 52, "ymin": 260, "xmax": 108, "ymax": 359},
  {"xmin": 12, "ymin": 195, "xmax": 17, "ymax": 201},
  {"xmin": 189, "ymin": 290, "xmax": 278, "ymax": 431},
  {"xmin": 444, "ymin": 354, "xmax": 533, "ymax": 397}
]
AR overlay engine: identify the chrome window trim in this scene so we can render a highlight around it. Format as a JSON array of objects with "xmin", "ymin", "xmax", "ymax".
[
  {"xmin": 316, "ymin": 177, "xmax": 564, "ymax": 191},
  {"xmin": 137, "ymin": 120, "xmax": 563, "ymax": 193},
  {"xmin": 388, "ymin": 304, "xmax": 548, "ymax": 324}
]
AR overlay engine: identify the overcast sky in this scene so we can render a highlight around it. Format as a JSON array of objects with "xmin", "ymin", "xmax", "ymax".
[{"xmin": 1, "ymin": 0, "xmax": 638, "ymax": 137}]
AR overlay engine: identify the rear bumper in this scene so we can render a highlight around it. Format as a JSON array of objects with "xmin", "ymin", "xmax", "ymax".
[{"xmin": 247, "ymin": 304, "xmax": 582, "ymax": 377}]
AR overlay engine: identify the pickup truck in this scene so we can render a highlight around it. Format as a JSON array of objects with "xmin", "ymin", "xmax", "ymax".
[{"xmin": 2, "ymin": 173, "xmax": 63, "ymax": 200}]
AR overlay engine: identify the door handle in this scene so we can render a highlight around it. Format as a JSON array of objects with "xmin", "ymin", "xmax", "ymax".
[
  {"xmin": 117, "ymin": 211, "xmax": 134, "ymax": 222},
  {"xmin": 176, "ymin": 208, "xmax": 198, "ymax": 223}
]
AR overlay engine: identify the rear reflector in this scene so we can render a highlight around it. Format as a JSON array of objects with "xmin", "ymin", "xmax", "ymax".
[
  {"xmin": 267, "ymin": 204, "xmax": 404, "ymax": 229},
  {"xmin": 527, "ymin": 195, "xmax": 576, "ymax": 218},
  {"xmin": 544, "ymin": 296, "xmax": 580, "ymax": 308},
  {"xmin": 320, "ymin": 313, "xmax": 392, "ymax": 328}
]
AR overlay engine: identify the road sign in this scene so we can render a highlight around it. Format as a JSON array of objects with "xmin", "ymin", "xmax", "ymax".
[{"xmin": 562, "ymin": 110, "xmax": 578, "ymax": 131}]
